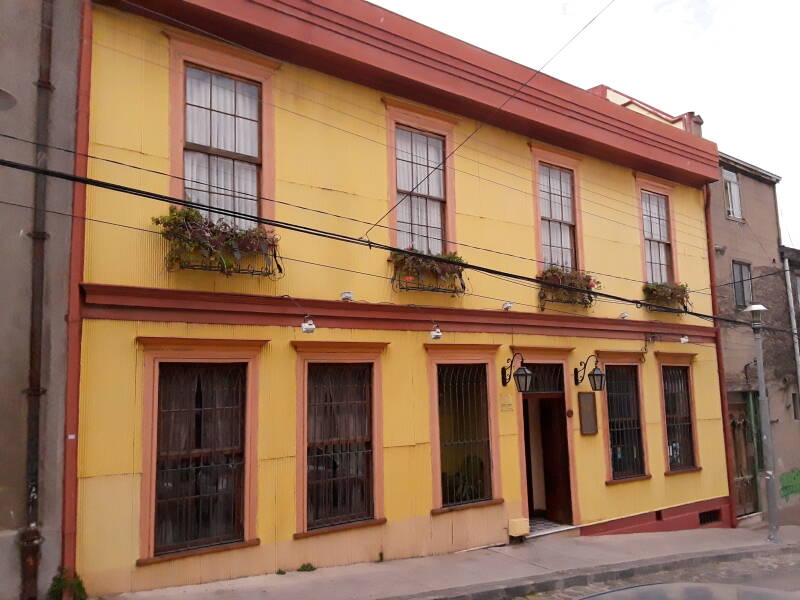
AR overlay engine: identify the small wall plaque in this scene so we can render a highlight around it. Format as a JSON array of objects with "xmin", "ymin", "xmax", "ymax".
[{"xmin": 578, "ymin": 392, "xmax": 598, "ymax": 435}]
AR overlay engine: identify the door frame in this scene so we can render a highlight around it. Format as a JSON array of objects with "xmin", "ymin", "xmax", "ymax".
[{"xmin": 511, "ymin": 347, "xmax": 580, "ymax": 524}]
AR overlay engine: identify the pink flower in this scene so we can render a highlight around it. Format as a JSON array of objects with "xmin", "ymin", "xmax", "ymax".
[
  {"xmin": 404, "ymin": 276, "xmax": 414, "ymax": 282},
  {"xmin": 588, "ymin": 281, "xmax": 596, "ymax": 288}
]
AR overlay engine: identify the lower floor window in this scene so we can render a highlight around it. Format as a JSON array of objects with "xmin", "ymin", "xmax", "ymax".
[
  {"xmin": 437, "ymin": 363, "xmax": 492, "ymax": 507},
  {"xmin": 606, "ymin": 365, "xmax": 646, "ymax": 480},
  {"xmin": 307, "ymin": 363, "xmax": 374, "ymax": 529},
  {"xmin": 662, "ymin": 366, "xmax": 696, "ymax": 470},
  {"xmin": 155, "ymin": 362, "xmax": 246, "ymax": 555}
]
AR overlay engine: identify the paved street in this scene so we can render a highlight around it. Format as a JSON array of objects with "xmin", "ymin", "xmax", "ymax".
[{"xmin": 534, "ymin": 551, "xmax": 800, "ymax": 599}]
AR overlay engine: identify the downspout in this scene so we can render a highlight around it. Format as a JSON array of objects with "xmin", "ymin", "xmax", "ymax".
[
  {"xmin": 19, "ymin": 0, "xmax": 54, "ymax": 597},
  {"xmin": 704, "ymin": 183, "xmax": 738, "ymax": 528},
  {"xmin": 783, "ymin": 257, "xmax": 800, "ymax": 403}
]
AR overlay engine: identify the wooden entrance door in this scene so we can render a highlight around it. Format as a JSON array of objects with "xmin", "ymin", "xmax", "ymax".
[
  {"xmin": 730, "ymin": 397, "xmax": 759, "ymax": 516},
  {"xmin": 540, "ymin": 397, "xmax": 573, "ymax": 524}
]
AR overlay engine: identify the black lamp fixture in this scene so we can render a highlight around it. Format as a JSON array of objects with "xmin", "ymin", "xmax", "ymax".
[
  {"xmin": 501, "ymin": 352, "xmax": 534, "ymax": 393},
  {"xmin": 574, "ymin": 354, "xmax": 605, "ymax": 392}
]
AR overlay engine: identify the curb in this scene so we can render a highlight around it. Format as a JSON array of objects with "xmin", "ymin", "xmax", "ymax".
[{"xmin": 384, "ymin": 541, "xmax": 800, "ymax": 600}]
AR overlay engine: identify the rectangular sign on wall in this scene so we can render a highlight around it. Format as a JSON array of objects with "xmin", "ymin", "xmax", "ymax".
[{"xmin": 578, "ymin": 392, "xmax": 598, "ymax": 435}]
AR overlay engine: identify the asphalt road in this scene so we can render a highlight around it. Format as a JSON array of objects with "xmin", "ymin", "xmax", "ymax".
[{"xmin": 533, "ymin": 551, "xmax": 800, "ymax": 599}]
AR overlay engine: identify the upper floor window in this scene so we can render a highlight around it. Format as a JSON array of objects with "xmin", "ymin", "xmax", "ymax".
[
  {"xmin": 732, "ymin": 261, "xmax": 753, "ymax": 308},
  {"xmin": 184, "ymin": 66, "xmax": 260, "ymax": 228},
  {"xmin": 539, "ymin": 163, "xmax": 576, "ymax": 269},
  {"xmin": 723, "ymin": 168, "xmax": 742, "ymax": 219},
  {"xmin": 641, "ymin": 190, "xmax": 672, "ymax": 284},
  {"xmin": 395, "ymin": 126, "xmax": 445, "ymax": 255}
]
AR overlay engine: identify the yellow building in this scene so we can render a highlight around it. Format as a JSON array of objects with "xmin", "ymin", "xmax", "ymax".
[{"xmin": 64, "ymin": 1, "xmax": 730, "ymax": 595}]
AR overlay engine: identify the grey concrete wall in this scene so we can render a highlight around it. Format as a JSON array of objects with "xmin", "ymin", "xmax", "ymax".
[
  {"xmin": 709, "ymin": 161, "xmax": 800, "ymax": 515},
  {"xmin": 0, "ymin": 0, "xmax": 80, "ymax": 597}
]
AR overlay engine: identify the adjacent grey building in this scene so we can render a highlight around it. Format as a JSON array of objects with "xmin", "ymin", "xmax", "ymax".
[
  {"xmin": 708, "ymin": 153, "xmax": 800, "ymax": 521},
  {"xmin": 0, "ymin": 0, "xmax": 80, "ymax": 598}
]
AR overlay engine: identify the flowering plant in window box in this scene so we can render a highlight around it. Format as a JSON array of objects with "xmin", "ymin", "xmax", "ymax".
[
  {"xmin": 152, "ymin": 206, "xmax": 283, "ymax": 277},
  {"xmin": 537, "ymin": 265, "xmax": 599, "ymax": 308},
  {"xmin": 390, "ymin": 248, "xmax": 466, "ymax": 294},
  {"xmin": 642, "ymin": 282, "xmax": 690, "ymax": 312}
]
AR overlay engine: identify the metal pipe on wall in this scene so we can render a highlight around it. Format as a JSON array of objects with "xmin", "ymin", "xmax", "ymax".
[
  {"xmin": 19, "ymin": 0, "xmax": 54, "ymax": 597},
  {"xmin": 783, "ymin": 257, "xmax": 800, "ymax": 406}
]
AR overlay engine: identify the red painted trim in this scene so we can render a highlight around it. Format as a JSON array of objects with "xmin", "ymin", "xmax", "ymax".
[
  {"xmin": 115, "ymin": 0, "xmax": 719, "ymax": 186},
  {"xmin": 62, "ymin": 0, "xmax": 92, "ymax": 575},
  {"xmin": 79, "ymin": 283, "xmax": 718, "ymax": 342},
  {"xmin": 581, "ymin": 496, "xmax": 731, "ymax": 536},
  {"xmin": 704, "ymin": 183, "xmax": 738, "ymax": 527}
]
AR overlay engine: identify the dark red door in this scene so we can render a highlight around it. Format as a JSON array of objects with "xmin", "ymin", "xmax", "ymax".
[{"xmin": 540, "ymin": 397, "xmax": 573, "ymax": 524}]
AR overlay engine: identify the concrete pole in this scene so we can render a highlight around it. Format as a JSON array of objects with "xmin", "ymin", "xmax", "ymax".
[
  {"xmin": 783, "ymin": 257, "xmax": 800, "ymax": 403},
  {"xmin": 753, "ymin": 322, "xmax": 781, "ymax": 542}
]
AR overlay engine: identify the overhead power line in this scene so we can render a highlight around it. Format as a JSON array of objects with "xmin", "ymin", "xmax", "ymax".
[
  {"xmin": 3, "ymin": 155, "xmax": 791, "ymax": 336},
  {"xmin": 360, "ymin": 0, "xmax": 619, "ymax": 239}
]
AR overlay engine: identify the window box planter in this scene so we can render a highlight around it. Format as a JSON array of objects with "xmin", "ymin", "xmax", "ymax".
[
  {"xmin": 538, "ymin": 266, "xmax": 599, "ymax": 308},
  {"xmin": 642, "ymin": 282, "xmax": 690, "ymax": 312},
  {"xmin": 390, "ymin": 249, "xmax": 466, "ymax": 294},
  {"xmin": 153, "ymin": 206, "xmax": 283, "ymax": 277}
]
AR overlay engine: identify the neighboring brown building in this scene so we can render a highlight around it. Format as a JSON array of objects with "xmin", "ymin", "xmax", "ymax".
[{"xmin": 708, "ymin": 153, "xmax": 800, "ymax": 520}]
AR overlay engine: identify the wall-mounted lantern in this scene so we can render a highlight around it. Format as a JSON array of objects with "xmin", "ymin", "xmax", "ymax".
[
  {"xmin": 501, "ymin": 352, "xmax": 534, "ymax": 393},
  {"xmin": 573, "ymin": 354, "xmax": 605, "ymax": 392}
]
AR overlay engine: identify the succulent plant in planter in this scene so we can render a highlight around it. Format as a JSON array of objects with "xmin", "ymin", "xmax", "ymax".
[
  {"xmin": 642, "ymin": 282, "xmax": 691, "ymax": 311},
  {"xmin": 538, "ymin": 265, "xmax": 600, "ymax": 308},
  {"xmin": 390, "ymin": 248, "xmax": 466, "ymax": 293},
  {"xmin": 152, "ymin": 206, "xmax": 282, "ymax": 277}
]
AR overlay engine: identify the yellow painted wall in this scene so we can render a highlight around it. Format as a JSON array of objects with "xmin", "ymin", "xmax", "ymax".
[{"xmin": 75, "ymin": 6, "xmax": 728, "ymax": 595}]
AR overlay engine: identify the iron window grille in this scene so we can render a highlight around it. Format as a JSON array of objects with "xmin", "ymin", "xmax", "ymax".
[
  {"xmin": 732, "ymin": 261, "xmax": 753, "ymax": 308},
  {"xmin": 606, "ymin": 365, "xmax": 646, "ymax": 480},
  {"xmin": 539, "ymin": 163, "xmax": 577, "ymax": 269},
  {"xmin": 184, "ymin": 65, "xmax": 261, "ymax": 228},
  {"xmin": 662, "ymin": 366, "xmax": 696, "ymax": 470},
  {"xmin": 154, "ymin": 362, "xmax": 246, "ymax": 555},
  {"xmin": 437, "ymin": 364, "xmax": 492, "ymax": 507},
  {"xmin": 641, "ymin": 190, "xmax": 672, "ymax": 284},
  {"xmin": 306, "ymin": 363, "xmax": 374, "ymax": 529},
  {"xmin": 395, "ymin": 126, "xmax": 446, "ymax": 255}
]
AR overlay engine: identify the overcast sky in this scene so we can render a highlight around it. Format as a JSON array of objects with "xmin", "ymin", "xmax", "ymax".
[{"xmin": 369, "ymin": 0, "xmax": 800, "ymax": 247}]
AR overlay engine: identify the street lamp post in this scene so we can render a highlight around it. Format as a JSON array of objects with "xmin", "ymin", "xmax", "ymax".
[{"xmin": 744, "ymin": 304, "xmax": 781, "ymax": 543}]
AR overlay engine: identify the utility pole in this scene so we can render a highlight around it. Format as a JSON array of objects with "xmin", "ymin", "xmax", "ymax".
[{"xmin": 745, "ymin": 304, "xmax": 781, "ymax": 543}]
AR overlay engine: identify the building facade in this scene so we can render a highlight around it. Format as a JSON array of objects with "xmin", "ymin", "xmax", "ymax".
[
  {"xmin": 707, "ymin": 153, "xmax": 800, "ymax": 519},
  {"xmin": 68, "ymin": 1, "xmax": 731, "ymax": 595},
  {"xmin": 0, "ymin": 1, "xmax": 81, "ymax": 598}
]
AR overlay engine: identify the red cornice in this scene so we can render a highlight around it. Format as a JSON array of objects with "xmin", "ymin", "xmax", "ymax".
[
  {"xmin": 111, "ymin": 0, "xmax": 719, "ymax": 186},
  {"xmin": 80, "ymin": 283, "xmax": 717, "ymax": 342}
]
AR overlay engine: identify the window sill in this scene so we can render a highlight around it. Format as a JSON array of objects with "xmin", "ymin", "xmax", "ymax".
[
  {"xmin": 136, "ymin": 538, "xmax": 260, "ymax": 566},
  {"xmin": 726, "ymin": 216, "xmax": 746, "ymax": 224},
  {"xmin": 665, "ymin": 466, "xmax": 702, "ymax": 476},
  {"xmin": 431, "ymin": 497, "xmax": 504, "ymax": 515},
  {"xmin": 293, "ymin": 517, "xmax": 387, "ymax": 539},
  {"xmin": 605, "ymin": 474, "xmax": 652, "ymax": 486}
]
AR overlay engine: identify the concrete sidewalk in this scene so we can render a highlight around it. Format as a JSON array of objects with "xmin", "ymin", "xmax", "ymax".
[{"xmin": 108, "ymin": 526, "xmax": 800, "ymax": 600}]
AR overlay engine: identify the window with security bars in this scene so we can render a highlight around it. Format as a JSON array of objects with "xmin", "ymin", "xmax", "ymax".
[
  {"xmin": 395, "ymin": 126, "xmax": 445, "ymax": 255},
  {"xmin": 307, "ymin": 363, "xmax": 374, "ymax": 529},
  {"xmin": 184, "ymin": 65, "xmax": 260, "ymax": 228},
  {"xmin": 154, "ymin": 362, "xmax": 246, "ymax": 555},
  {"xmin": 723, "ymin": 168, "xmax": 742, "ymax": 219},
  {"xmin": 539, "ymin": 163, "xmax": 576, "ymax": 269},
  {"xmin": 437, "ymin": 364, "xmax": 492, "ymax": 507},
  {"xmin": 732, "ymin": 261, "xmax": 752, "ymax": 308},
  {"xmin": 641, "ymin": 190, "xmax": 672, "ymax": 284},
  {"xmin": 606, "ymin": 365, "xmax": 645, "ymax": 480},
  {"xmin": 662, "ymin": 366, "xmax": 696, "ymax": 471}
]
